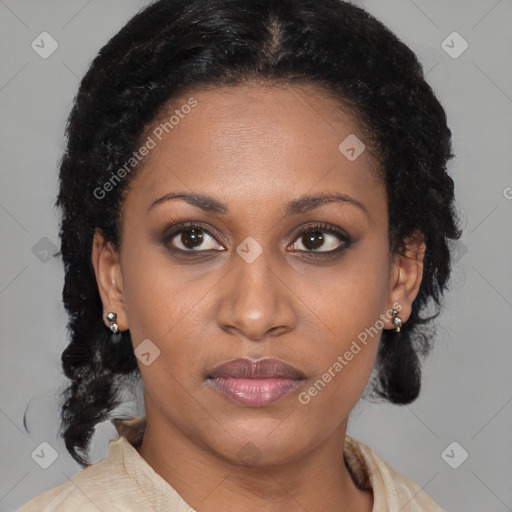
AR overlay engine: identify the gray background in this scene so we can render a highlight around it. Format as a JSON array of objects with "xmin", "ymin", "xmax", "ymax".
[{"xmin": 1, "ymin": 0, "xmax": 511, "ymax": 511}]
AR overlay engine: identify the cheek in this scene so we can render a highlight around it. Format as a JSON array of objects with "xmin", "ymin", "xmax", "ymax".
[
  {"xmin": 119, "ymin": 244, "xmax": 214, "ymax": 385},
  {"xmin": 294, "ymin": 242, "xmax": 390, "ymax": 343},
  {"xmin": 293, "ymin": 247, "xmax": 389, "ymax": 406},
  {"xmin": 296, "ymin": 279, "xmax": 387, "ymax": 423},
  {"xmin": 120, "ymin": 238, "xmax": 193, "ymax": 340}
]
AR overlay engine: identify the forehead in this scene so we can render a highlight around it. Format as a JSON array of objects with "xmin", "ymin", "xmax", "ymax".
[{"xmin": 123, "ymin": 83, "xmax": 384, "ymax": 219}]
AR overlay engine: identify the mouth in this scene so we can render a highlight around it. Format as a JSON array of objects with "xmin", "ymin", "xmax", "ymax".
[{"xmin": 206, "ymin": 358, "xmax": 306, "ymax": 407}]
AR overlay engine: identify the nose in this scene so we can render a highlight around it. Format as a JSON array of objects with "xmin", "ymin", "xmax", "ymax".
[{"xmin": 216, "ymin": 249, "xmax": 297, "ymax": 342}]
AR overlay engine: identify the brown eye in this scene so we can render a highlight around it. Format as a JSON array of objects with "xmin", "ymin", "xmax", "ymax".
[
  {"xmin": 180, "ymin": 229, "xmax": 204, "ymax": 249},
  {"xmin": 300, "ymin": 230, "xmax": 325, "ymax": 250},
  {"xmin": 164, "ymin": 224, "xmax": 225, "ymax": 252},
  {"xmin": 291, "ymin": 225, "xmax": 349, "ymax": 253}
]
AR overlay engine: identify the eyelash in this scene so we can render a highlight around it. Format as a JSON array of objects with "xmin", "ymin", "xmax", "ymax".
[{"xmin": 162, "ymin": 221, "xmax": 351, "ymax": 258}]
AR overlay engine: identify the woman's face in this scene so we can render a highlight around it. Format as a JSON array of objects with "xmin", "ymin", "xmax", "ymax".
[{"xmin": 94, "ymin": 83, "xmax": 422, "ymax": 466}]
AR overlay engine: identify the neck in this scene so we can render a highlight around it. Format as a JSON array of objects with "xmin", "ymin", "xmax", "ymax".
[{"xmin": 135, "ymin": 405, "xmax": 373, "ymax": 512}]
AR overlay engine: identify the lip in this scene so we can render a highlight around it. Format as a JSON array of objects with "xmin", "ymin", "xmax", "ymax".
[{"xmin": 206, "ymin": 358, "xmax": 306, "ymax": 407}]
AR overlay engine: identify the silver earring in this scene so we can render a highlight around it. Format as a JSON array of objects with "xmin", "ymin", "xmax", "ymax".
[
  {"xmin": 392, "ymin": 309, "xmax": 403, "ymax": 333},
  {"xmin": 107, "ymin": 312, "xmax": 119, "ymax": 333}
]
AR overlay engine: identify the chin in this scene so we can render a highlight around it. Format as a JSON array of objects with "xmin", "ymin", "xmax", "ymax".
[{"xmin": 202, "ymin": 417, "xmax": 315, "ymax": 467}]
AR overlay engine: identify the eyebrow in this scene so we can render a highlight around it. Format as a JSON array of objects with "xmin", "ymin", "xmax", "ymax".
[{"xmin": 147, "ymin": 191, "xmax": 368, "ymax": 218}]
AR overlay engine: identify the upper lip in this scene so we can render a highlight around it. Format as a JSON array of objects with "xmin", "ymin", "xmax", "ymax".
[{"xmin": 207, "ymin": 358, "xmax": 306, "ymax": 380}]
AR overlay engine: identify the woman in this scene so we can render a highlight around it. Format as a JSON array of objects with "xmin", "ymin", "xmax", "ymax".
[{"xmin": 19, "ymin": 0, "xmax": 461, "ymax": 510}]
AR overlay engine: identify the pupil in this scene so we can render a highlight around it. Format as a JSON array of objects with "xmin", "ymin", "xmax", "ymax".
[
  {"xmin": 182, "ymin": 229, "xmax": 203, "ymax": 248},
  {"xmin": 303, "ymin": 230, "xmax": 324, "ymax": 250}
]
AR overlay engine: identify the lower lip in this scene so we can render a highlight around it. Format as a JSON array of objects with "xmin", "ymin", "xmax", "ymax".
[{"xmin": 208, "ymin": 377, "xmax": 303, "ymax": 407}]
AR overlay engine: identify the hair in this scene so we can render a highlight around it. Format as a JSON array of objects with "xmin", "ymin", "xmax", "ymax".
[{"xmin": 52, "ymin": 0, "xmax": 462, "ymax": 466}]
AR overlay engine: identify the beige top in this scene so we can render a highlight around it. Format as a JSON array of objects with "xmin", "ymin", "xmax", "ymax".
[{"xmin": 18, "ymin": 417, "xmax": 443, "ymax": 512}]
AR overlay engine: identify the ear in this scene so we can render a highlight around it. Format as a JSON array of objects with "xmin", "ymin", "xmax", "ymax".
[
  {"xmin": 385, "ymin": 230, "xmax": 426, "ymax": 329},
  {"xmin": 91, "ymin": 228, "xmax": 128, "ymax": 332}
]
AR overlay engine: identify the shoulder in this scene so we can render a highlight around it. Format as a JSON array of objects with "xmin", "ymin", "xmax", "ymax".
[
  {"xmin": 17, "ymin": 438, "xmax": 139, "ymax": 512},
  {"xmin": 18, "ymin": 419, "xmax": 192, "ymax": 512},
  {"xmin": 16, "ymin": 478, "xmax": 107, "ymax": 512},
  {"xmin": 344, "ymin": 435, "xmax": 444, "ymax": 512}
]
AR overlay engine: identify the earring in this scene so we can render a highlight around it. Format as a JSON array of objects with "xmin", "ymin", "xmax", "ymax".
[
  {"xmin": 106, "ymin": 312, "xmax": 119, "ymax": 333},
  {"xmin": 392, "ymin": 309, "xmax": 403, "ymax": 333}
]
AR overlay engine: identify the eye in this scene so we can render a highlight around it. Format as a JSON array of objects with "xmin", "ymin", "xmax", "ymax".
[
  {"xmin": 163, "ymin": 221, "xmax": 351, "ymax": 256},
  {"xmin": 289, "ymin": 222, "xmax": 350, "ymax": 255},
  {"xmin": 163, "ymin": 223, "xmax": 225, "ymax": 253}
]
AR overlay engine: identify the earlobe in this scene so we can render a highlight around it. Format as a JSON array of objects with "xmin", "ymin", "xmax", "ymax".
[
  {"xmin": 387, "ymin": 231, "xmax": 426, "ymax": 329},
  {"xmin": 91, "ymin": 229, "xmax": 127, "ymax": 331}
]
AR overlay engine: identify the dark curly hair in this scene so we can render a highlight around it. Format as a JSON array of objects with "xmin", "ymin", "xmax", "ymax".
[{"xmin": 52, "ymin": 0, "xmax": 462, "ymax": 466}]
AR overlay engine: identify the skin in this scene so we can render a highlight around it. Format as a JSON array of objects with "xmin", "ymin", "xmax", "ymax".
[{"xmin": 92, "ymin": 83, "xmax": 426, "ymax": 512}]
